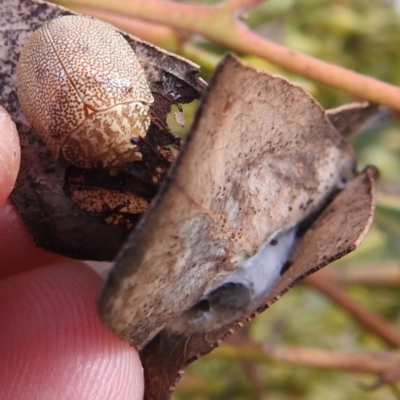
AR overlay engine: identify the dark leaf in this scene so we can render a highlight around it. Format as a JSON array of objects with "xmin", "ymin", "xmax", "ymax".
[
  {"xmin": 140, "ymin": 166, "xmax": 376, "ymax": 400},
  {"xmin": 98, "ymin": 54, "xmax": 376, "ymax": 399},
  {"xmin": 0, "ymin": 0, "xmax": 205, "ymax": 260},
  {"xmin": 326, "ymin": 101, "xmax": 381, "ymax": 138}
]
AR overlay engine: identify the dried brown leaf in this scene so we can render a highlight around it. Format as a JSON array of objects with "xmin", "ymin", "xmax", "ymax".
[
  {"xmin": 98, "ymin": 54, "xmax": 375, "ymax": 399},
  {"xmin": 0, "ymin": 0, "xmax": 204, "ymax": 259},
  {"xmin": 0, "ymin": 3, "xmax": 377, "ymax": 398},
  {"xmin": 139, "ymin": 170, "xmax": 376, "ymax": 400},
  {"xmin": 326, "ymin": 102, "xmax": 381, "ymax": 138}
]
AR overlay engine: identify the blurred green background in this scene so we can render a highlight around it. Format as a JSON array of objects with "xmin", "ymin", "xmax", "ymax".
[
  {"xmin": 168, "ymin": 1, "xmax": 400, "ymax": 399},
  {"xmin": 55, "ymin": 0, "xmax": 400, "ymax": 397}
]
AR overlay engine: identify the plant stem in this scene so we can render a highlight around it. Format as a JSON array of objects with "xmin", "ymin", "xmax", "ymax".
[
  {"xmin": 60, "ymin": 0, "xmax": 400, "ymax": 111},
  {"xmin": 215, "ymin": 343, "xmax": 400, "ymax": 374},
  {"xmin": 304, "ymin": 269, "xmax": 400, "ymax": 348}
]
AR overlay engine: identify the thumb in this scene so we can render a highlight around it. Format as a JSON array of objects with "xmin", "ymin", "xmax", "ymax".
[{"xmin": 0, "ymin": 106, "xmax": 20, "ymax": 208}]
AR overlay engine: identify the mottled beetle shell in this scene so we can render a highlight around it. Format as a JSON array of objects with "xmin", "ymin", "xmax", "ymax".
[{"xmin": 16, "ymin": 16, "xmax": 154, "ymax": 170}]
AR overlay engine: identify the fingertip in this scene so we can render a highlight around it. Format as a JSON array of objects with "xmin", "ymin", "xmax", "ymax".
[
  {"xmin": 0, "ymin": 202, "xmax": 63, "ymax": 279},
  {"xmin": 0, "ymin": 261, "xmax": 144, "ymax": 400},
  {"xmin": 0, "ymin": 106, "xmax": 20, "ymax": 207}
]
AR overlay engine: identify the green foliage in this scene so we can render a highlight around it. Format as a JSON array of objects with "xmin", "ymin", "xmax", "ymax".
[
  {"xmin": 284, "ymin": 0, "xmax": 400, "ymax": 107},
  {"xmin": 174, "ymin": 1, "xmax": 400, "ymax": 399}
]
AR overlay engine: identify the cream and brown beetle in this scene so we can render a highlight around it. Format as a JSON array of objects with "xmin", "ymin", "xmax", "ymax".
[{"xmin": 16, "ymin": 15, "xmax": 154, "ymax": 172}]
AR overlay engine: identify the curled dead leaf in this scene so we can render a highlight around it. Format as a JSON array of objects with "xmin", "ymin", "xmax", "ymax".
[
  {"xmin": 97, "ymin": 55, "xmax": 376, "ymax": 399},
  {"xmin": 0, "ymin": 0, "xmax": 205, "ymax": 260},
  {"xmin": 0, "ymin": 2, "xmax": 378, "ymax": 399}
]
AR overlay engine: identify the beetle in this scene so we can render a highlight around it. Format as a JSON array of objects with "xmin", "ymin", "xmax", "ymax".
[{"xmin": 16, "ymin": 15, "xmax": 154, "ymax": 173}]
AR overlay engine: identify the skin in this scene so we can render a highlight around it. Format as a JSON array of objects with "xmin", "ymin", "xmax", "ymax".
[{"xmin": 0, "ymin": 106, "xmax": 144, "ymax": 400}]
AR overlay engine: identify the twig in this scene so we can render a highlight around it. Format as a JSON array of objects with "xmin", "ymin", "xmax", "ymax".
[
  {"xmin": 303, "ymin": 268, "xmax": 400, "ymax": 348},
  {"xmin": 222, "ymin": 0, "xmax": 264, "ymax": 12},
  {"xmin": 239, "ymin": 360, "xmax": 263, "ymax": 400},
  {"xmin": 336, "ymin": 262, "xmax": 400, "ymax": 287},
  {"xmin": 71, "ymin": 6, "xmax": 183, "ymax": 53},
  {"xmin": 214, "ymin": 343, "xmax": 400, "ymax": 375},
  {"xmin": 59, "ymin": 0, "xmax": 400, "ymax": 111}
]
